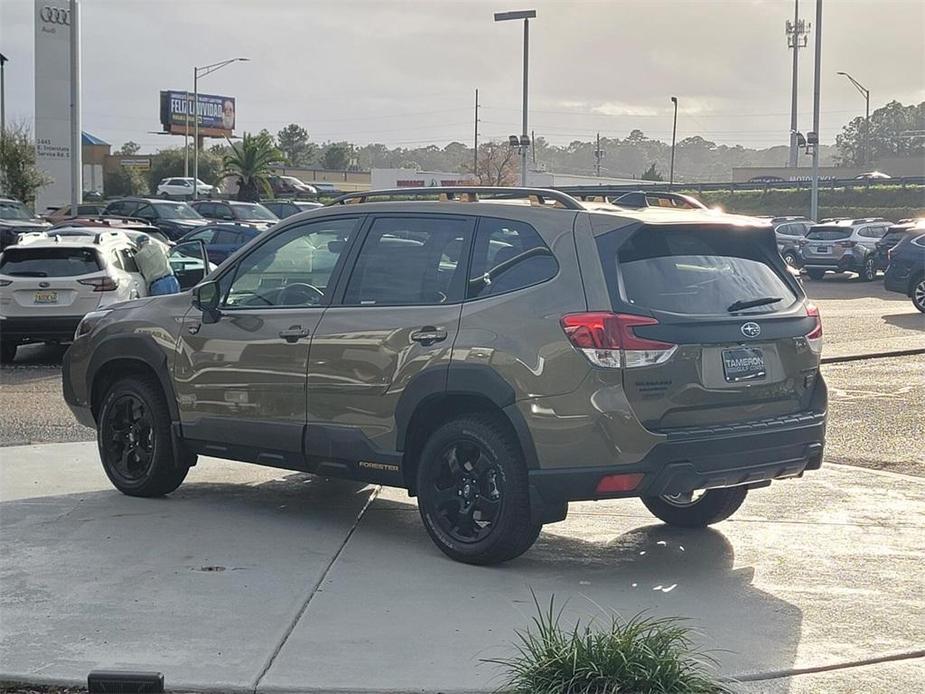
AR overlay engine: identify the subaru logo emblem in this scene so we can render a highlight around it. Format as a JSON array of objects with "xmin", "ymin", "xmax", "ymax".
[
  {"xmin": 741, "ymin": 322, "xmax": 761, "ymax": 338},
  {"xmin": 39, "ymin": 281, "xmax": 50, "ymax": 288}
]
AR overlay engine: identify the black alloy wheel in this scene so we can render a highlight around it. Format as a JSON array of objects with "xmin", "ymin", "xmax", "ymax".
[
  {"xmin": 100, "ymin": 393, "xmax": 156, "ymax": 486},
  {"xmin": 427, "ymin": 439, "xmax": 505, "ymax": 544}
]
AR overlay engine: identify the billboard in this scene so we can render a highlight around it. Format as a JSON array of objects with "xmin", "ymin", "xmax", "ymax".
[
  {"xmin": 34, "ymin": 0, "xmax": 80, "ymax": 211},
  {"xmin": 159, "ymin": 91, "xmax": 235, "ymax": 138}
]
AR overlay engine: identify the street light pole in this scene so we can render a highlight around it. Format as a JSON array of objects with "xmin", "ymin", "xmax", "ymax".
[
  {"xmin": 837, "ymin": 71, "xmax": 870, "ymax": 167},
  {"xmin": 192, "ymin": 57, "xmax": 249, "ymax": 200},
  {"xmin": 810, "ymin": 0, "xmax": 822, "ymax": 221},
  {"xmin": 494, "ymin": 9, "xmax": 536, "ymax": 186},
  {"xmin": 669, "ymin": 96, "xmax": 678, "ymax": 189}
]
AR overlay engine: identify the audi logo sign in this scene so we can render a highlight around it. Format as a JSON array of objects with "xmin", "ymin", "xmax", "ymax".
[{"xmin": 40, "ymin": 6, "xmax": 71, "ymax": 25}]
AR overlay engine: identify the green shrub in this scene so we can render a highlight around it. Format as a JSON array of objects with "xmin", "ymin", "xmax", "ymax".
[{"xmin": 488, "ymin": 595, "xmax": 733, "ymax": 694}]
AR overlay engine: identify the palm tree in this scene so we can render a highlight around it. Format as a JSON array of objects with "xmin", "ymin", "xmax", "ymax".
[{"xmin": 222, "ymin": 132, "xmax": 283, "ymax": 201}]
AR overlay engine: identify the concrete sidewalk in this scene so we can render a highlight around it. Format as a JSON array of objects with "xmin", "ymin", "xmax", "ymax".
[{"xmin": 1, "ymin": 443, "xmax": 923, "ymax": 693}]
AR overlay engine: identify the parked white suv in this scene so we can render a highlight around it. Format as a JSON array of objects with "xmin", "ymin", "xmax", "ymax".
[
  {"xmin": 156, "ymin": 177, "xmax": 217, "ymax": 199},
  {"xmin": 0, "ymin": 231, "xmax": 147, "ymax": 363}
]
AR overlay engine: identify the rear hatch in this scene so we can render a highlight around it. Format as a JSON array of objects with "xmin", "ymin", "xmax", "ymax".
[
  {"xmin": 594, "ymin": 223, "xmax": 821, "ymax": 431},
  {"xmin": 0, "ymin": 246, "xmax": 105, "ymax": 317},
  {"xmin": 802, "ymin": 226, "xmax": 853, "ymax": 262}
]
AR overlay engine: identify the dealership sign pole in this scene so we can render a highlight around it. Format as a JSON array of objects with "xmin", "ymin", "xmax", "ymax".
[{"xmin": 34, "ymin": 0, "xmax": 81, "ymax": 213}]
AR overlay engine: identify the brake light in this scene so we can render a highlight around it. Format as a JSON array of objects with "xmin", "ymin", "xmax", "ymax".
[
  {"xmin": 835, "ymin": 240, "xmax": 856, "ymax": 248},
  {"xmin": 797, "ymin": 238, "xmax": 809, "ymax": 246},
  {"xmin": 78, "ymin": 276, "xmax": 119, "ymax": 292},
  {"xmin": 805, "ymin": 303, "xmax": 823, "ymax": 354},
  {"xmin": 560, "ymin": 312, "xmax": 677, "ymax": 368}
]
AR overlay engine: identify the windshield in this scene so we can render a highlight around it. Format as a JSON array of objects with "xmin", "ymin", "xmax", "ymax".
[
  {"xmin": 0, "ymin": 247, "xmax": 101, "ymax": 277},
  {"xmin": 0, "ymin": 202, "xmax": 33, "ymax": 221},
  {"xmin": 152, "ymin": 201, "xmax": 203, "ymax": 220},
  {"xmin": 230, "ymin": 203, "xmax": 277, "ymax": 221}
]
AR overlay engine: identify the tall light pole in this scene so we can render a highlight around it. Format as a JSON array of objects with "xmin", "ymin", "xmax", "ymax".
[
  {"xmin": 669, "ymin": 96, "xmax": 678, "ymax": 189},
  {"xmin": 837, "ymin": 71, "xmax": 870, "ymax": 168},
  {"xmin": 810, "ymin": 0, "xmax": 822, "ymax": 221},
  {"xmin": 786, "ymin": 1, "xmax": 809, "ymax": 168},
  {"xmin": 69, "ymin": 0, "xmax": 81, "ymax": 211},
  {"xmin": 494, "ymin": 9, "xmax": 536, "ymax": 186},
  {"xmin": 193, "ymin": 57, "xmax": 248, "ymax": 199}
]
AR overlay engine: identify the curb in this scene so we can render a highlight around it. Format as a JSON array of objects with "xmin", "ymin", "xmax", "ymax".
[{"xmin": 821, "ymin": 347, "xmax": 925, "ymax": 364}]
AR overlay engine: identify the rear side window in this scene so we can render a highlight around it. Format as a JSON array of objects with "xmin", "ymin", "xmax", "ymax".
[
  {"xmin": 468, "ymin": 217, "xmax": 557, "ymax": 298},
  {"xmin": 807, "ymin": 226, "xmax": 852, "ymax": 241},
  {"xmin": 599, "ymin": 227, "xmax": 797, "ymax": 316},
  {"xmin": 0, "ymin": 247, "xmax": 101, "ymax": 277},
  {"xmin": 214, "ymin": 229, "xmax": 241, "ymax": 245},
  {"xmin": 777, "ymin": 223, "xmax": 803, "ymax": 236},
  {"xmin": 342, "ymin": 216, "xmax": 472, "ymax": 306}
]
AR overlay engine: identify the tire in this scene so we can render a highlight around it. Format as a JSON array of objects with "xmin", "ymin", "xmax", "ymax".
[
  {"xmin": 416, "ymin": 413, "xmax": 541, "ymax": 565},
  {"xmin": 806, "ymin": 269, "xmax": 826, "ymax": 280},
  {"xmin": 912, "ymin": 275, "xmax": 925, "ymax": 313},
  {"xmin": 158, "ymin": 191, "xmax": 170, "ymax": 198},
  {"xmin": 641, "ymin": 487, "xmax": 748, "ymax": 528},
  {"xmin": 858, "ymin": 256, "xmax": 876, "ymax": 282},
  {"xmin": 782, "ymin": 250, "xmax": 800, "ymax": 269},
  {"xmin": 97, "ymin": 376, "xmax": 191, "ymax": 497},
  {"xmin": 0, "ymin": 342, "xmax": 17, "ymax": 364}
]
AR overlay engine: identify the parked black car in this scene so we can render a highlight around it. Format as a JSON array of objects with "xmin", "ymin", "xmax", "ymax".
[
  {"xmin": 874, "ymin": 220, "xmax": 924, "ymax": 271},
  {"xmin": 0, "ymin": 198, "xmax": 52, "ymax": 249},
  {"xmin": 884, "ymin": 225, "xmax": 925, "ymax": 312},
  {"xmin": 179, "ymin": 223, "xmax": 263, "ymax": 264},
  {"xmin": 190, "ymin": 200, "xmax": 278, "ymax": 230},
  {"xmin": 262, "ymin": 200, "xmax": 324, "ymax": 219},
  {"xmin": 102, "ymin": 198, "xmax": 207, "ymax": 242}
]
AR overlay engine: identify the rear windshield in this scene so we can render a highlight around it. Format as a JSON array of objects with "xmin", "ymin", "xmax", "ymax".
[
  {"xmin": 0, "ymin": 247, "xmax": 101, "ymax": 277},
  {"xmin": 151, "ymin": 201, "xmax": 202, "ymax": 220},
  {"xmin": 230, "ymin": 202, "xmax": 277, "ymax": 221},
  {"xmin": 598, "ymin": 227, "xmax": 797, "ymax": 316},
  {"xmin": 806, "ymin": 226, "xmax": 852, "ymax": 240}
]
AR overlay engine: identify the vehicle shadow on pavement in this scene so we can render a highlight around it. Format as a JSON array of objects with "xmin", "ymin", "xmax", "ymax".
[
  {"xmin": 287, "ymin": 494, "xmax": 803, "ymax": 692},
  {"xmin": 0, "ymin": 477, "xmax": 799, "ymax": 692},
  {"xmin": 882, "ymin": 312, "xmax": 925, "ymax": 330}
]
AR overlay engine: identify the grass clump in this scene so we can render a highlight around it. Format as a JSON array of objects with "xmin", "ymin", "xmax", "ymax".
[{"xmin": 488, "ymin": 594, "xmax": 734, "ymax": 694}]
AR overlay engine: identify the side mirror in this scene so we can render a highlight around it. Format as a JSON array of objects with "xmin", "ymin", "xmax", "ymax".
[{"xmin": 193, "ymin": 280, "xmax": 222, "ymax": 323}]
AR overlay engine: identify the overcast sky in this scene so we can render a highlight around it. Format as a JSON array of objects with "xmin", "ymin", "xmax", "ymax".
[{"xmin": 2, "ymin": 0, "xmax": 923, "ymax": 153}]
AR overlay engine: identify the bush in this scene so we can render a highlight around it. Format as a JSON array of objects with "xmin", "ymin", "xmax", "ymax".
[
  {"xmin": 488, "ymin": 595, "xmax": 733, "ymax": 694},
  {"xmin": 688, "ymin": 186, "xmax": 925, "ymax": 221},
  {"xmin": 104, "ymin": 167, "xmax": 149, "ymax": 197}
]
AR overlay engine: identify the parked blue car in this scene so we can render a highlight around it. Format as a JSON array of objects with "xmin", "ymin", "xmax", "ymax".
[
  {"xmin": 179, "ymin": 223, "xmax": 263, "ymax": 265},
  {"xmin": 883, "ymin": 222, "xmax": 925, "ymax": 313}
]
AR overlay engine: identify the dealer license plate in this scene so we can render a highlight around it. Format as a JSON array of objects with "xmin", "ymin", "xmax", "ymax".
[
  {"xmin": 33, "ymin": 291, "xmax": 58, "ymax": 304},
  {"xmin": 722, "ymin": 347, "xmax": 766, "ymax": 383}
]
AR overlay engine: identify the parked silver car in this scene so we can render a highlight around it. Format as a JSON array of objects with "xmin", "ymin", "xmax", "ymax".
[{"xmin": 799, "ymin": 218, "xmax": 890, "ymax": 281}]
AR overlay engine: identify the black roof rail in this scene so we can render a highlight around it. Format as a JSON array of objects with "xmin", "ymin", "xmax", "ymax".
[{"xmin": 330, "ymin": 186, "xmax": 585, "ymax": 210}]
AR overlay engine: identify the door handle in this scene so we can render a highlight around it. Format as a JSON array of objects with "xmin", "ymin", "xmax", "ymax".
[
  {"xmin": 279, "ymin": 326, "xmax": 310, "ymax": 343},
  {"xmin": 410, "ymin": 326, "xmax": 447, "ymax": 345}
]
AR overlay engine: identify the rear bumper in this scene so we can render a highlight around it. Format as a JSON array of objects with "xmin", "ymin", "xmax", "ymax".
[
  {"xmin": 529, "ymin": 409, "xmax": 826, "ymax": 506},
  {"xmin": 0, "ymin": 315, "xmax": 83, "ymax": 343},
  {"xmin": 884, "ymin": 262, "xmax": 915, "ymax": 295},
  {"xmin": 802, "ymin": 253, "xmax": 865, "ymax": 272}
]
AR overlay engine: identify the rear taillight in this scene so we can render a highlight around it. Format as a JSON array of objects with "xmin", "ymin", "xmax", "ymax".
[
  {"xmin": 560, "ymin": 312, "xmax": 677, "ymax": 369},
  {"xmin": 805, "ymin": 303, "xmax": 823, "ymax": 354},
  {"xmin": 887, "ymin": 247, "xmax": 895, "ymax": 262},
  {"xmin": 0, "ymin": 280, "xmax": 11, "ymax": 287},
  {"xmin": 798, "ymin": 239, "xmax": 809, "ymax": 247},
  {"xmin": 78, "ymin": 276, "xmax": 119, "ymax": 292},
  {"xmin": 595, "ymin": 473, "xmax": 644, "ymax": 495},
  {"xmin": 835, "ymin": 240, "xmax": 856, "ymax": 249}
]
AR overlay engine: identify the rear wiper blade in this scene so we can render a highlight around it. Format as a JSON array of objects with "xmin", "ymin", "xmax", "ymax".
[
  {"xmin": 8, "ymin": 271, "xmax": 48, "ymax": 277},
  {"xmin": 727, "ymin": 296, "xmax": 782, "ymax": 312}
]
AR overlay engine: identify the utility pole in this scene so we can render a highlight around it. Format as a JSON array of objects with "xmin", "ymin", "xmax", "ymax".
[
  {"xmin": 520, "ymin": 17, "xmax": 529, "ymax": 185},
  {"xmin": 669, "ymin": 97, "xmax": 678, "ymax": 189},
  {"xmin": 810, "ymin": 0, "xmax": 822, "ymax": 221},
  {"xmin": 837, "ymin": 72, "xmax": 870, "ymax": 167},
  {"xmin": 787, "ymin": 0, "xmax": 809, "ymax": 168},
  {"xmin": 0, "ymin": 53, "xmax": 7, "ymax": 149},
  {"xmin": 473, "ymin": 88, "xmax": 479, "ymax": 178},
  {"xmin": 532, "ymin": 129, "xmax": 536, "ymax": 165},
  {"xmin": 594, "ymin": 133, "xmax": 603, "ymax": 177}
]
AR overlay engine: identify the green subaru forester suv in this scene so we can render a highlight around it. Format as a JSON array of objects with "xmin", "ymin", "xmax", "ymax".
[{"xmin": 63, "ymin": 187, "xmax": 827, "ymax": 565}]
